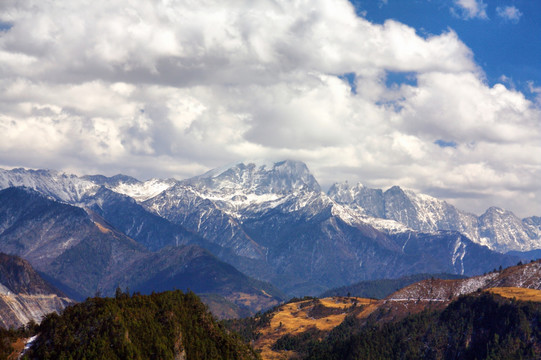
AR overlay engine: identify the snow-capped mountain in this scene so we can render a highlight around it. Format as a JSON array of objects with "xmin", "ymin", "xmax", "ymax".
[
  {"xmin": 479, "ymin": 207, "xmax": 541, "ymax": 252},
  {"xmin": 186, "ymin": 160, "xmax": 321, "ymax": 194},
  {"xmin": 102, "ymin": 177, "xmax": 177, "ymax": 202},
  {"xmin": 138, "ymin": 160, "xmax": 519, "ymax": 295},
  {"xmin": 328, "ymin": 181, "xmax": 541, "ymax": 252},
  {"xmin": 0, "ymin": 168, "xmax": 97, "ymax": 203},
  {"xmin": 0, "ymin": 161, "xmax": 535, "ymax": 297}
]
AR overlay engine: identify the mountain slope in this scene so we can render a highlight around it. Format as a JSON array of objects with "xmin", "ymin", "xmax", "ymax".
[
  {"xmin": 0, "ymin": 187, "xmax": 285, "ymax": 315},
  {"xmin": 82, "ymin": 186, "xmax": 202, "ymax": 251},
  {"xmin": 0, "ymin": 253, "xmax": 72, "ymax": 329},
  {"xmin": 387, "ymin": 259, "xmax": 541, "ymax": 303},
  {"xmin": 320, "ymin": 273, "xmax": 466, "ymax": 299},
  {"xmin": 101, "ymin": 244, "xmax": 284, "ymax": 314},
  {"xmin": 0, "ymin": 187, "xmax": 147, "ymax": 299},
  {"xmin": 0, "ymin": 168, "xmax": 96, "ymax": 203},
  {"xmin": 229, "ymin": 261, "xmax": 541, "ymax": 360},
  {"xmin": 375, "ymin": 260, "xmax": 541, "ymax": 322}
]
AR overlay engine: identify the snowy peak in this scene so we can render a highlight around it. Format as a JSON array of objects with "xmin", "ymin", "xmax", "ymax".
[
  {"xmin": 82, "ymin": 174, "xmax": 140, "ymax": 187},
  {"xmin": 81, "ymin": 173, "xmax": 178, "ymax": 202},
  {"xmin": 328, "ymin": 182, "xmax": 384, "ymax": 217},
  {"xmin": 184, "ymin": 160, "xmax": 321, "ymax": 195},
  {"xmin": 108, "ymin": 178, "xmax": 178, "ymax": 202},
  {"xmin": 2, "ymin": 162, "xmax": 540, "ymax": 254},
  {"xmin": 479, "ymin": 207, "xmax": 539, "ymax": 252},
  {"xmin": 328, "ymin": 181, "xmax": 541, "ymax": 252},
  {"xmin": 0, "ymin": 167, "xmax": 97, "ymax": 203}
]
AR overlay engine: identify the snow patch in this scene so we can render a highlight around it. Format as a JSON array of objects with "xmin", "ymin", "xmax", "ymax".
[{"xmin": 111, "ymin": 178, "xmax": 175, "ymax": 202}]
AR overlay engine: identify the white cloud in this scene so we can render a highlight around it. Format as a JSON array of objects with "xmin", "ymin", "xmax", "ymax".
[
  {"xmin": 0, "ymin": 0, "xmax": 539, "ymax": 217},
  {"xmin": 528, "ymin": 82, "xmax": 541, "ymax": 106},
  {"xmin": 496, "ymin": 5, "xmax": 523, "ymax": 23},
  {"xmin": 452, "ymin": 0, "xmax": 488, "ymax": 20}
]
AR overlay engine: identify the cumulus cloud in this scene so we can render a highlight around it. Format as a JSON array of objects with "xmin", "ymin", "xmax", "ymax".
[
  {"xmin": 496, "ymin": 6, "xmax": 523, "ymax": 23},
  {"xmin": 0, "ymin": 0, "xmax": 539, "ymax": 217},
  {"xmin": 452, "ymin": 0, "xmax": 488, "ymax": 20}
]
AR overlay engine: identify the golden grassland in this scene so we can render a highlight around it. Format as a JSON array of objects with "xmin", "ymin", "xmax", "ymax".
[
  {"xmin": 254, "ymin": 297, "xmax": 377, "ymax": 360},
  {"xmin": 486, "ymin": 287, "xmax": 541, "ymax": 302}
]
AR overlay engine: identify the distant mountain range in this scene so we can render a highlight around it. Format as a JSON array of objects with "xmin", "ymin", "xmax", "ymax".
[{"xmin": 0, "ymin": 160, "xmax": 538, "ymax": 300}]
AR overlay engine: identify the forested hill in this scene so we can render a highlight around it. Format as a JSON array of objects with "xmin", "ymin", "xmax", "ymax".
[
  {"xmin": 22, "ymin": 290, "xmax": 260, "ymax": 360},
  {"xmin": 307, "ymin": 292, "xmax": 541, "ymax": 360}
]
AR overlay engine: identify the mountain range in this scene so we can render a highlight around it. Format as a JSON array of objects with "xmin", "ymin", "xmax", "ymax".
[
  {"xmin": 0, "ymin": 160, "xmax": 538, "ymax": 300},
  {"xmin": 0, "ymin": 187, "xmax": 283, "ymax": 317}
]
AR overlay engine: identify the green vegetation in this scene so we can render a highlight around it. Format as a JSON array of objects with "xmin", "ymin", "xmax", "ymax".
[
  {"xmin": 272, "ymin": 327, "xmax": 324, "ymax": 353},
  {"xmin": 24, "ymin": 289, "xmax": 260, "ymax": 360},
  {"xmin": 306, "ymin": 292, "xmax": 541, "ymax": 359},
  {"xmin": 221, "ymin": 307, "xmax": 275, "ymax": 342}
]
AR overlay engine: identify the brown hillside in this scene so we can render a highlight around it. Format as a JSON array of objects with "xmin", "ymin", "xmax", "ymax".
[{"xmin": 254, "ymin": 297, "xmax": 377, "ymax": 360}]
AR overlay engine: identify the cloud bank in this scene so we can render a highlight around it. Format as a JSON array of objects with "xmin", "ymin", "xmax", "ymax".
[{"xmin": 0, "ymin": 0, "xmax": 539, "ymax": 217}]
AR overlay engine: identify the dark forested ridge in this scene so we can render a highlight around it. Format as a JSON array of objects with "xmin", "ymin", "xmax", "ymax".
[{"xmin": 22, "ymin": 290, "xmax": 260, "ymax": 360}]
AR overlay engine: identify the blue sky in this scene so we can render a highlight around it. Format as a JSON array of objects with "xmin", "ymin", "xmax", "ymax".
[
  {"xmin": 0, "ymin": 0, "xmax": 539, "ymax": 216},
  {"xmin": 352, "ymin": 0, "xmax": 540, "ymax": 99}
]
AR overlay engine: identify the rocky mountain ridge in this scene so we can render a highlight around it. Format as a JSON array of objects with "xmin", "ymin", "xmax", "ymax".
[
  {"xmin": 0, "ymin": 253, "xmax": 72, "ymax": 329},
  {"xmin": 328, "ymin": 181, "xmax": 541, "ymax": 252}
]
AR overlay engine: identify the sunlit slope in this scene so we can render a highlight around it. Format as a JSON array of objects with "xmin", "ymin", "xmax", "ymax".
[
  {"xmin": 486, "ymin": 287, "xmax": 541, "ymax": 302},
  {"xmin": 254, "ymin": 296, "xmax": 377, "ymax": 360}
]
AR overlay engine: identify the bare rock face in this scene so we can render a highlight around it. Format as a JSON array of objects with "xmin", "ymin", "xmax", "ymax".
[{"xmin": 0, "ymin": 253, "xmax": 73, "ymax": 329}]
